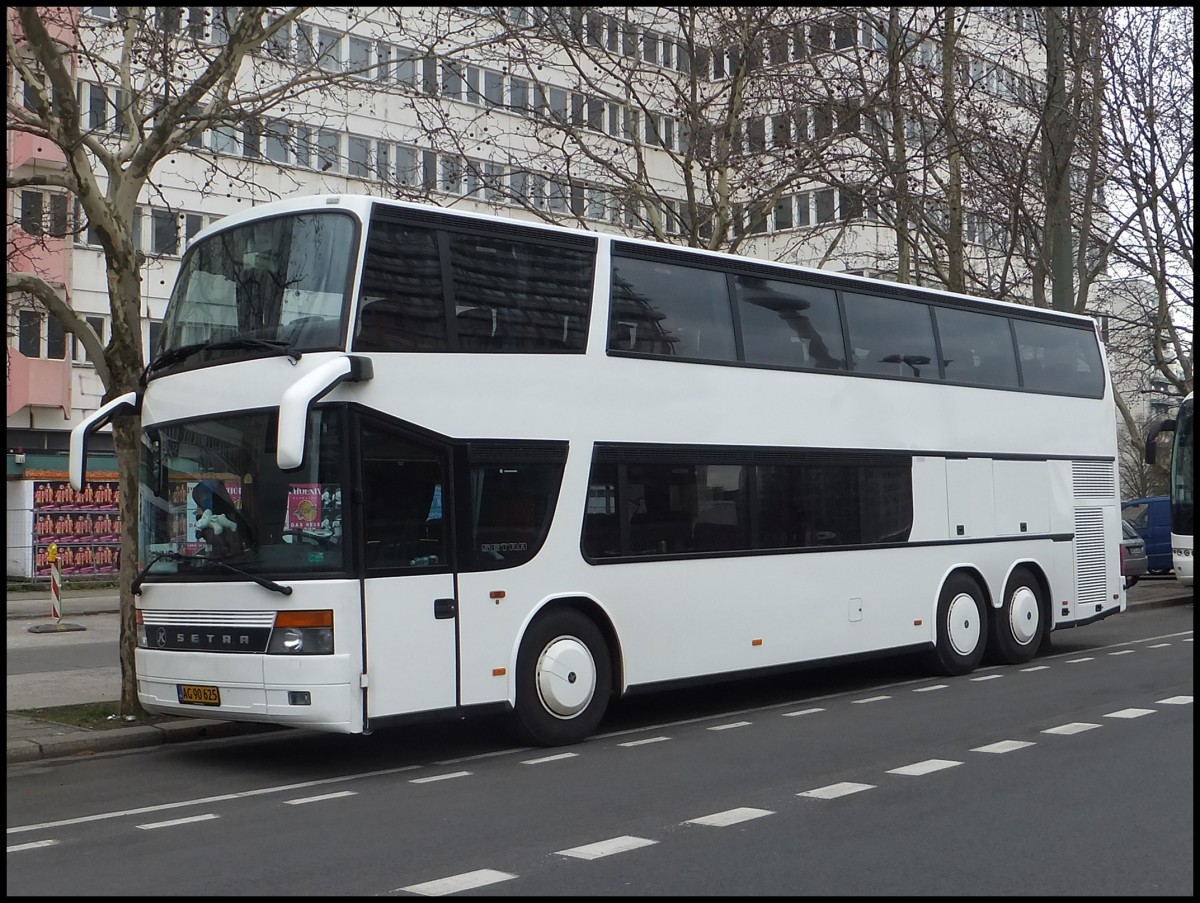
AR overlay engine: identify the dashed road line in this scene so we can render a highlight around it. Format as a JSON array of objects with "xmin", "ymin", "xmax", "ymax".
[
  {"xmin": 284, "ymin": 791, "xmax": 357, "ymax": 805},
  {"xmin": 619, "ymin": 736, "xmax": 671, "ymax": 747},
  {"xmin": 137, "ymin": 813, "xmax": 220, "ymax": 831},
  {"xmin": 782, "ymin": 707, "xmax": 825, "ymax": 716},
  {"xmin": 521, "ymin": 752, "xmax": 578, "ymax": 765},
  {"xmin": 709, "ymin": 721, "xmax": 751, "ymax": 731},
  {"xmin": 398, "ymin": 868, "xmax": 517, "ymax": 896},
  {"xmin": 685, "ymin": 807, "xmax": 774, "ymax": 827},
  {"xmin": 970, "ymin": 673, "xmax": 1003, "ymax": 682},
  {"xmin": 1104, "ymin": 708, "xmax": 1154, "ymax": 719},
  {"xmin": 887, "ymin": 758, "xmax": 961, "ymax": 776},
  {"xmin": 1108, "ymin": 649, "xmax": 1136, "ymax": 656},
  {"xmin": 1020, "ymin": 665, "xmax": 1050, "ymax": 672},
  {"xmin": 410, "ymin": 771, "xmax": 472, "ymax": 784},
  {"xmin": 914, "ymin": 684, "xmax": 948, "ymax": 692},
  {"xmin": 1157, "ymin": 695, "xmax": 1192, "ymax": 705},
  {"xmin": 8, "ymin": 839, "xmax": 59, "ymax": 853},
  {"xmin": 1066, "ymin": 657, "xmax": 1095, "ymax": 663},
  {"xmin": 1041, "ymin": 722, "xmax": 1101, "ymax": 735},
  {"xmin": 971, "ymin": 739, "xmax": 1035, "ymax": 754},
  {"xmin": 852, "ymin": 695, "xmax": 891, "ymax": 704},
  {"xmin": 798, "ymin": 782, "xmax": 875, "ymax": 799},
  {"xmin": 555, "ymin": 835, "xmax": 657, "ymax": 860}
]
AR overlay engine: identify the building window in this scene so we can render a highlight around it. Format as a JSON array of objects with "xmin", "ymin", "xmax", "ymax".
[
  {"xmin": 20, "ymin": 191, "xmax": 44, "ymax": 235},
  {"xmin": 348, "ymin": 136, "xmax": 371, "ymax": 178},
  {"xmin": 73, "ymin": 315, "xmax": 106, "ymax": 365},
  {"xmin": 18, "ymin": 310, "xmax": 41, "ymax": 357},
  {"xmin": 151, "ymin": 209, "xmax": 179, "ymax": 256}
]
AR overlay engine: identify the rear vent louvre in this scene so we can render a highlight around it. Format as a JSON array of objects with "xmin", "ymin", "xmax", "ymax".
[
  {"xmin": 1073, "ymin": 507, "xmax": 1108, "ymax": 606},
  {"xmin": 1072, "ymin": 461, "xmax": 1115, "ymax": 500}
]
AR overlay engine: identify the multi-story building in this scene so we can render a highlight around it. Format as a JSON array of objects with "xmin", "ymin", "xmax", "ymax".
[{"xmin": 5, "ymin": 6, "xmax": 1138, "ymax": 576}]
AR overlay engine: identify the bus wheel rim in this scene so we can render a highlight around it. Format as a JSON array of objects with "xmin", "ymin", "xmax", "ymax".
[
  {"xmin": 1008, "ymin": 586, "xmax": 1040, "ymax": 646},
  {"xmin": 535, "ymin": 636, "xmax": 597, "ymax": 719},
  {"xmin": 947, "ymin": 592, "xmax": 981, "ymax": 657}
]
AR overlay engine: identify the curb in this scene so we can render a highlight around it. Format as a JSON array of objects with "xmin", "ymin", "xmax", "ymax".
[{"xmin": 6, "ymin": 718, "xmax": 284, "ymax": 764}]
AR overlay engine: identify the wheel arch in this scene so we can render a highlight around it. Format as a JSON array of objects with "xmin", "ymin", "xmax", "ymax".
[
  {"xmin": 520, "ymin": 594, "xmax": 625, "ymax": 698},
  {"xmin": 939, "ymin": 565, "xmax": 993, "ymax": 611}
]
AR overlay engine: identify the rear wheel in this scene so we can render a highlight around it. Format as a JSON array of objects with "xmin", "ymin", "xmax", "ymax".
[
  {"xmin": 512, "ymin": 609, "xmax": 611, "ymax": 747},
  {"xmin": 929, "ymin": 573, "xmax": 988, "ymax": 676},
  {"xmin": 987, "ymin": 566, "xmax": 1045, "ymax": 664}
]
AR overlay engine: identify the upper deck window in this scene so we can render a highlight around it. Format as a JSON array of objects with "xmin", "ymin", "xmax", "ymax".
[
  {"xmin": 155, "ymin": 212, "xmax": 354, "ymax": 371},
  {"xmin": 353, "ymin": 208, "xmax": 595, "ymax": 354}
]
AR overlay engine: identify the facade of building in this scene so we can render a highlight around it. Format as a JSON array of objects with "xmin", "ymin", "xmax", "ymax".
[{"xmin": 6, "ymin": 6, "xmax": 1139, "ymax": 576}]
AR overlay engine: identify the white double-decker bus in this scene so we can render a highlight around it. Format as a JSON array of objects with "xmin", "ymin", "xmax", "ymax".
[{"xmin": 72, "ymin": 195, "xmax": 1125, "ymax": 746}]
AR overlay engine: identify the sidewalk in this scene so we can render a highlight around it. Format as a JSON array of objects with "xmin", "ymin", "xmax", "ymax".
[{"xmin": 7, "ymin": 579, "xmax": 1193, "ymax": 765}]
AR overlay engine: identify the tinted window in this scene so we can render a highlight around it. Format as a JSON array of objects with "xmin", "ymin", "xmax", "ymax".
[
  {"xmin": 609, "ymin": 255, "xmax": 736, "ymax": 361},
  {"xmin": 582, "ymin": 448, "xmax": 911, "ymax": 560},
  {"xmin": 934, "ymin": 306, "xmax": 1018, "ymax": 388},
  {"xmin": 360, "ymin": 426, "xmax": 447, "ymax": 570},
  {"xmin": 843, "ymin": 292, "xmax": 938, "ymax": 379},
  {"xmin": 1014, "ymin": 319, "xmax": 1105, "ymax": 397},
  {"xmin": 757, "ymin": 457, "xmax": 912, "ymax": 549},
  {"xmin": 448, "ymin": 233, "xmax": 592, "ymax": 352},
  {"xmin": 734, "ymin": 276, "xmax": 846, "ymax": 370},
  {"xmin": 467, "ymin": 458, "xmax": 564, "ymax": 569},
  {"xmin": 354, "ymin": 219, "xmax": 447, "ymax": 351}
]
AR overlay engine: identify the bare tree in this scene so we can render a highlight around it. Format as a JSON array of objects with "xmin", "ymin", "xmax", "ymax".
[{"xmin": 5, "ymin": 5, "xmax": 402, "ymax": 714}]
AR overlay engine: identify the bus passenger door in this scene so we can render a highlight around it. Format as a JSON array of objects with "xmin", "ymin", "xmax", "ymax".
[{"xmin": 359, "ymin": 422, "xmax": 458, "ymax": 720}]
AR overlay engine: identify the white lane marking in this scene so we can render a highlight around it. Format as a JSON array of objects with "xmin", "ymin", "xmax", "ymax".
[
  {"xmin": 8, "ymin": 839, "xmax": 59, "ymax": 853},
  {"xmin": 619, "ymin": 736, "xmax": 671, "ymax": 747},
  {"xmin": 1066, "ymin": 657, "xmax": 1095, "ymax": 663},
  {"xmin": 137, "ymin": 813, "xmax": 220, "ymax": 830},
  {"xmin": 782, "ymin": 707, "xmax": 825, "ymax": 717},
  {"xmin": 1148, "ymin": 643, "xmax": 1172, "ymax": 648},
  {"xmin": 685, "ymin": 807, "xmax": 774, "ymax": 827},
  {"xmin": 399, "ymin": 869, "xmax": 517, "ymax": 896},
  {"xmin": 887, "ymin": 758, "xmax": 961, "ymax": 776},
  {"xmin": 555, "ymin": 836, "xmax": 657, "ymax": 860},
  {"xmin": 1020, "ymin": 665, "xmax": 1051, "ymax": 672},
  {"xmin": 972, "ymin": 740, "xmax": 1035, "ymax": 754},
  {"xmin": 970, "ymin": 674, "xmax": 1003, "ymax": 682},
  {"xmin": 1108, "ymin": 649, "xmax": 1136, "ymax": 656},
  {"xmin": 1104, "ymin": 708, "xmax": 1154, "ymax": 719},
  {"xmin": 798, "ymin": 782, "xmax": 875, "ymax": 799},
  {"xmin": 852, "ymin": 695, "xmax": 891, "ymax": 704},
  {"xmin": 521, "ymin": 752, "xmax": 578, "ymax": 765},
  {"xmin": 410, "ymin": 771, "xmax": 471, "ymax": 784},
  {"xmin": 8, "ymin": 764, "xmax": 423, "ymax": 835},
  {"xmin": 284, "ymin": 791, "xmax": 357, "ymax": 805},
  {"xmin": 709, "ymin": 721, "xmax": 751, "ymax": 731},
  {"xmin": 913, "ymin": 684, "xmax": 947, "ymax": 693},
  {"xmin": 1042, "ymin": 722, "xmax": 1101, "ymax": 735},
  {"xmin": 1157, "ymin": 695, "xmax": 1193, "ymax": 705}
]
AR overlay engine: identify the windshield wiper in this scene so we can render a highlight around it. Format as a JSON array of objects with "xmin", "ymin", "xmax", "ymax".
[
  {"xmin": 142, "ymin": 337, "xmax": 301, "ymax": 383},
  {"xmin": 131, "ymin": 550, "xmax": 293, "ymax": 596}
]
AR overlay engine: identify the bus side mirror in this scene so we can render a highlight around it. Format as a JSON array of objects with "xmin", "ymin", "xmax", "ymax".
[
  {"xmin": 277, "ymin": 355, "xmax": 373, "ymax": 470},
  {"xmin": 69, "ymin": 391, "xmax": 141, "ymax": 491},
  {"xmin": 1143, "ymin": 418, "xmax": 1176, "ymax": 466}
]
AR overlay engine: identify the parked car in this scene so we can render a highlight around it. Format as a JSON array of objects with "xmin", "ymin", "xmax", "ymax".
[
  {"xmin": 1120, "ymin": 519, "xmax": 1148, "ymax": 588},
  {"xmin": 1121, "ymin": 495, "xmax": 1173, "ymax": 573}
]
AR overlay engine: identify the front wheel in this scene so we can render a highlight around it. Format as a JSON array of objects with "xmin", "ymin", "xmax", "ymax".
[
  {"xmin": 987, "ymin": 566, "xmax": 1046, "ymax": 665},
  {"xmin": 928, "ymin": 573, "xmax": 988, "ymax": 676},
  {"xmin": 513, "ymin": 609, "xmax": 612, "ymax": 747}
]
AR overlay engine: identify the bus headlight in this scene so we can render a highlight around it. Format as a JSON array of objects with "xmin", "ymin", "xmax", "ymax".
[{"xmin": 266, "ymin": 610, "xmax": 334, "ymax": 655}]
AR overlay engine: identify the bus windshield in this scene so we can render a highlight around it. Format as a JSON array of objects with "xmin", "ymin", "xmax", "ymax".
[
  {"xmin": 138, "ymin": 407, "xmax": 347, "ymax": 580},
  {"xmin": 154, "ymin": 212, "xmax": 357, "ymax": 370}
]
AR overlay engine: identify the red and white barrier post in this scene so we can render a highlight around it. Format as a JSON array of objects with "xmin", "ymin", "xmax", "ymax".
[{"xmin": 48, "ymin": 542, "xmax": 63, "ymax": 625}]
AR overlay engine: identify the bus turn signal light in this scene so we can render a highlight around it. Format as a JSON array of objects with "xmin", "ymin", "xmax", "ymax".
[{"xmin": 274, "ymin": 610, "xmax": 333, "ymax": 628}]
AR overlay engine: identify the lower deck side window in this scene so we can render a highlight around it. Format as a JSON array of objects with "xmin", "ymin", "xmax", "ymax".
[{"xmin": 582, "ymin": 447, "xmax": 912, "ymax": 559}]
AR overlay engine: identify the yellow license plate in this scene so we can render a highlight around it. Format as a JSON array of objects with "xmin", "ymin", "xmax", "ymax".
[{"xmin": 177, "ymin": 684, "xmax": 221, "ymax": 706}]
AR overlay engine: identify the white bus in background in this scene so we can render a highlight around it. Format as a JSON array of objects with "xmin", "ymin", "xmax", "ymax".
[
  {"xmin": 1146, "ymin": 391, "xmax": 1194, "ymax": 586},
  {"xmin": 71, "ymin": 195, "xmax": 1125, "ymax": 746}
]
